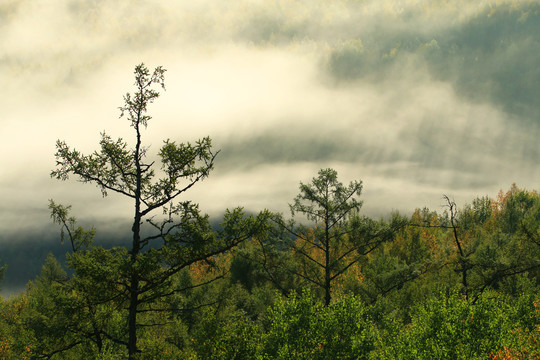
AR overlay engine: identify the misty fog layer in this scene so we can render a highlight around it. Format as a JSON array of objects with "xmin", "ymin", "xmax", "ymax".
[{"xmin": 1, "ymin": 0, "xmax": 539, "ymax": 293}]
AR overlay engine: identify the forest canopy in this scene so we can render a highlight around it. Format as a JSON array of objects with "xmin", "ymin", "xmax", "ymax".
[{"xmin": 2, "ymin": 165, "xmax": 539, "ymax": 359}]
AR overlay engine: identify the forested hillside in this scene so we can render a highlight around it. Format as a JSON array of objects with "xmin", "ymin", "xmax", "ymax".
[{"xmin": 2, "ymin": 175, "xmax": 540, "ymax": 359}]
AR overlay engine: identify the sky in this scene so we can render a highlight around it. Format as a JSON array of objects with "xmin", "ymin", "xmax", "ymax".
[{"xmin": 1, "ymin": 0, "xmax": 540, "ymax": 291}]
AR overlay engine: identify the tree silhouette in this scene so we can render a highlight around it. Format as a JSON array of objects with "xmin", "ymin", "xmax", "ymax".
[
  {"xmin": 279, "ymin": 168, "xmax": 398, "ymax": 305},
  {"xmin": 51, "ymin": 63, "xmax": 266, "ymax": 358}
]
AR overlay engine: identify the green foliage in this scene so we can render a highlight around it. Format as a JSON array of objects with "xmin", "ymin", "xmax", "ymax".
[
  {"xmin": 49, "ymin": 200, "xmax": 96, "ymax": 252},
  {"xmin": 371, "ymin": 290, "xmax": 540, "ymax": 360},
  {"xmin": 0, "ymin": 294, "xmax": 34, "ymax": 359},
  {"xmin": 20, "ymin": 254, "xmax": 127, "ymax": 359},
  {"xmin": 229, "ymin": 234, "xmax": 300, "ymax": 298},
  {"xmin": 190, "ymin": 307, "xmax": 261, "ymax": 360},
  {"xmin": 407, "ymin": 293, "xmax": 510, "ymax": 359},
  {"xmin": 262, "ymin": 289, "xmax": 375, "ymax": 359},
  {"xmin": 290, "ymin": 168, "xmax": 363, "ymax": 222}
]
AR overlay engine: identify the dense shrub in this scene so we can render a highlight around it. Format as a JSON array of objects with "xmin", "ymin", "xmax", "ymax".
[{"xmin": 262, "ymin": 290, "xmax": 375, "ymax": 360}]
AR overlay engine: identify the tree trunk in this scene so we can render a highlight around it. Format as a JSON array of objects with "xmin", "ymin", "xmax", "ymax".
[
  {"xmin": 128, "ymin": 120, "xmax": 143, "ymax": 359},
  {"xmin": 128, "ymin": 213, "xmax": 141, "ymax": 358},
  {"xmin": 324, "ymin": 193, "xmax": 331, "ymax": 306},
  {"xmin": 325, "ymin": 253, "xmax": 331, "ymax": 306},
  {"xmin": 128, "ymin": 273, "xmax": 139, "ymax": 359}
]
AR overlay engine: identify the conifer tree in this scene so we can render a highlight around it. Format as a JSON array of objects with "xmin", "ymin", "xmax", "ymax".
[
  {"xmin": 51, "ymin": 63, "xmax": 266, "ymax": 358},
  {"xmin": 279, "ymin": 168, "xmax": 400, "ymax": 305}
]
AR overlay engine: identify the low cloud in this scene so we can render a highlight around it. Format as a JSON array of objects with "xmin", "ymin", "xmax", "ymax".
[{"xmin": 1, "ymin": 0, "xmax": 539, "ymax": 236}]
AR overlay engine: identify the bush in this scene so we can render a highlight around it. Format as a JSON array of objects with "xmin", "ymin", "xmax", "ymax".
[
  {"xmin": 262, "ymin": 289, "xmax": 375, "ymax": 360},
  {"xmin": 378, "ymin": 291, "xmax": 521, "ymax": 360}
]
